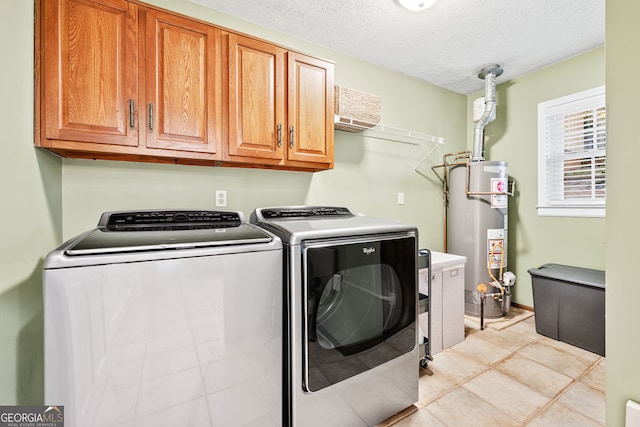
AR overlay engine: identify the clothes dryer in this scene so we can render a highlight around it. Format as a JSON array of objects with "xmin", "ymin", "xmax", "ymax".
[{"xmin": 251, "ymin": 206, "xmax": 418, "ymax": 427}]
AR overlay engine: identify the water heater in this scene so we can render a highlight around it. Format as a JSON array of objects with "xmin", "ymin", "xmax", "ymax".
[{"xmin": 448, "ymin": 160, "xmax": 510, "ymax": 318}]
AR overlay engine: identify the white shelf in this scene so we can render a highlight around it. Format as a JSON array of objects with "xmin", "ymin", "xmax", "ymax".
[
  {"xmin": 361, "ymin": 124, "xmax": 444, "ymax": 147},
  {"xmin": 334, "ymin": 117, "xmax": 445, "ymax": 171}
]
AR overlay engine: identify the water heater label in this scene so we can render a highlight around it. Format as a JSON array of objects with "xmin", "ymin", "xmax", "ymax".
[
  {"xmin": 487, "ymin": 228, "xmax": 506, "ymax": 269},
  {"xmin": 491, "ymin": 178, "xmax": 508, "ymax": 208},
  {"xmin": 483, "ymin": 165, "xmax": 508, "ymax": 177}
]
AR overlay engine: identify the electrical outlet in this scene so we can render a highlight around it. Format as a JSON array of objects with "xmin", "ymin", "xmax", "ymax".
[
  {"xmin": 397, "ymin": 192, "xmax": 405, "ymax": 205},
  {"xmin": 216, "ymin": 190, "xmax": 227, "ymax": 207}
]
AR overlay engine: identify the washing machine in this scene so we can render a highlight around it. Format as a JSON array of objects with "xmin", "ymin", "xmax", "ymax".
[
  {"xmin": 251, "ymin": 206, "xmax": 419, "ymax": 427},
  {"xmin": 43, "ymin": 210, "xmax": 282, "ymax": 427}
]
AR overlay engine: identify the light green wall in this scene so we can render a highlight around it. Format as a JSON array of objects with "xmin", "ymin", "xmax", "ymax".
[
  {"xmin": 467, "ymin": 48, "xmax": 606, "ymax": 308},
  {"xmin": 0, "ymin": 1, "xmax": 62, "ymax": 404},
  {"xmin": 606, "ymin": 0, "xmax": 640, "ymax": 425},
  {"xmin": 6, "ymin": 1, "xmax": 633, "ymax": 422}
]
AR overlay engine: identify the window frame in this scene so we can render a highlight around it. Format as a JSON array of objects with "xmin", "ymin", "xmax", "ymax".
[{"xmin": 537, "ymin": 86, "xmax": 606, "ymax": 218}]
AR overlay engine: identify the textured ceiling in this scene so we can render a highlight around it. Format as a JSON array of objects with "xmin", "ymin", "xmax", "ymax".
[{"xmin": 190, "ymin": 0, "xmax": 604, "ymax": 95}]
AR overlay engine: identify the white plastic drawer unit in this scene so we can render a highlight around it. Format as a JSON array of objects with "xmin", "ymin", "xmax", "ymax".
[{"xmin": 419, "ymin": 251, "xmax": 467, "ymax": 355}]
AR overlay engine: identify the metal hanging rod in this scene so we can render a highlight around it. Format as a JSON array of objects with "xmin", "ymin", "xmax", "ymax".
[
  {"xmin": 361, "ymin": 124, "xmax": 444, "ymax": 147},
  {"xmin": 335, "ymin": 118, "xmax": 445, "ymax": 171}
]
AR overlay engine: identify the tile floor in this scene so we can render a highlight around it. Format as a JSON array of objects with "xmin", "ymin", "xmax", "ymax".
[{"xmin": 393, "ymin": 316, "xmax": 606, "ymax": 426}]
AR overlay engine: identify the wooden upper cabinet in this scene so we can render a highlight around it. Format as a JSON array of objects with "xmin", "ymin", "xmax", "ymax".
[
  {"xmin": 227, "ymin": 34, "xmax": 335, "ymax": 169},
  {"xmin": 227, "ymin": 34, "xmax": 285, "ymax": 161},
  {"xmin": 143, "ymin": 9, "xmax": 222, "ymax": 154},
  {"xmin": 36, "ymin": 0, "xmax": 333, "ymax": 169},
  {"xmin": 287, "ymin": 52, "xmax": 334, "ymax": 166},
  {"xmin": 40, "ymin": 0, "xmax": 138, "ymax": 147}
]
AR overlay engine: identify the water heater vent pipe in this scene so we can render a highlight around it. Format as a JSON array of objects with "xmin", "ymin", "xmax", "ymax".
[{"xmin": 472, "ymin": 65, "xmax": 503, "ymax": 161}]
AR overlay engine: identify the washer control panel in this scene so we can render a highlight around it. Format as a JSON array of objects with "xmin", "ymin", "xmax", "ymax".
[{"xmin": 100, "ymin": 210, "xmax": 242, "ymax": 231}]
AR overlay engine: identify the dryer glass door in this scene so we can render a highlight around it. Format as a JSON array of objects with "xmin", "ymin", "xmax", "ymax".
[{"xmin": 302, "ymin": 234, "xmax": 416, "ymax": 392}]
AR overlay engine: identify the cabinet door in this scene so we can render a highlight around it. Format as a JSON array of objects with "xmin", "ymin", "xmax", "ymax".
[
  {"xmin": 42, "ymin": 0, "xmax": 138, "ymax": 147},
  {"xmin": 442, "ymin": 266, "xmax": 465, "ymax": 349},
  {"xmin": 144, "ymin": 9, "xmax": 221, "ymax": 154},
  {"xmin": 287, "ymin": 52, "xmax": 334, "ymax": 165},
  {"xmin": 228, "ymin": 34, "xmax": 285, "ymax": 160}
]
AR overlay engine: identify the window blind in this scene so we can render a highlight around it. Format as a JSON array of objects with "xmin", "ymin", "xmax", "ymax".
[{"xmin": 540, "ymin": 88, "xmax": 606, "ymax": 212}]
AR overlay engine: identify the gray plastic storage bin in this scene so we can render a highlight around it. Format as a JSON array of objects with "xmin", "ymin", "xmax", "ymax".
[{"xmin": 528, "ymin": 263, "xmax": 605, "ymax": 356}]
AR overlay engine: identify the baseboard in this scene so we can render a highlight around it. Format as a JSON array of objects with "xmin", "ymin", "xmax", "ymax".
[
  {"xmin": 377, "ymin": 405, "xmax": 418, "ymax": 426},
  {"xmin": 512, "ymin": 302, "xmax": 534, "ymax": 312}
]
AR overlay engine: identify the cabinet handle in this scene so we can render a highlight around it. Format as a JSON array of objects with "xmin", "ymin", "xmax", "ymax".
[
  {"xmin": 128, "ymin": 99, "xmax": 135, "ymax": 129},
  {"xmin": 289, "ymin": 125, "xmax": 294, "ymax": 149},
  {"xmin": 148, "ymin": 104, "xmax": 154, "ymax": 132},
  {"xmin": 277, "ymin": 123, "xmax": 282, "ymax": 147}
]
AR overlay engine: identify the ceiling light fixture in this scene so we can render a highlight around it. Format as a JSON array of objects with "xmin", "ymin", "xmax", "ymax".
[{"xmin": 397, "ymin": 0, "xmax": 438, "ymax": 11}]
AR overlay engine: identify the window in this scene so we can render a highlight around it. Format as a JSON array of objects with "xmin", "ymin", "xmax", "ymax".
[{"xmin": 537, "ymin": 86, "xmax": 606, "ymax": 217}]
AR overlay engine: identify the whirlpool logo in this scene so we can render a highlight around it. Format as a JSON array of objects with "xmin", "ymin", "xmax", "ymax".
[{"xmin": 362, "ymin": 247, "xmax": 376, "ymax": 255}]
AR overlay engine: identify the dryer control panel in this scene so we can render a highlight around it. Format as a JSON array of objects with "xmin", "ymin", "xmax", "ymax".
[{"xmin": 256, "ymin": 206, "xmax": 353, "ymax": 220}]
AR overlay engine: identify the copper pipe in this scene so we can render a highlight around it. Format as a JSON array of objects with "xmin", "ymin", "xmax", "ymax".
[
  {"xmin": 442, "ymin": 158, "xmax": 448, "ymax": 252},
  {"xmin": 464, "ymin": 160, "xmax": 513, "ymax": 197},
  {"xmin": 431, "ymin": 151, "xmax": 472, "ymax": 252}
]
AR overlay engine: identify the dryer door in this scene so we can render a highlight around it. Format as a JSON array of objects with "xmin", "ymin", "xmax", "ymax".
[{"xmin": 302, "ymin": 233, "xmax": 417, "ymax": 392}]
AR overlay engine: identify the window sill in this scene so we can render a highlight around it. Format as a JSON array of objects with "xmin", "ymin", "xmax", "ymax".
[{"xmin": 536, "ymin": 206, "xmax": 605, "ymax": 218}]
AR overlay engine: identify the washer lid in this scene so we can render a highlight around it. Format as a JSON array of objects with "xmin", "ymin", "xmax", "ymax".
[
  {"xmin": 64, "ymin": 210, "xmax": 273, "ymax": 255},
  {"xmin": 65, "ymin": 225, "xmax": 272, "ymax": 255}
]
